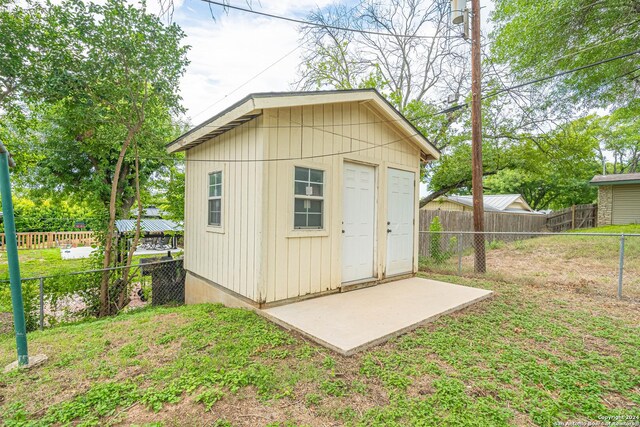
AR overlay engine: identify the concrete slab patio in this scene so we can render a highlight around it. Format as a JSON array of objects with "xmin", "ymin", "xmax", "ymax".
[{"xmin": 262, "ymin": 277, "xmax": 492, "ymax": 356}]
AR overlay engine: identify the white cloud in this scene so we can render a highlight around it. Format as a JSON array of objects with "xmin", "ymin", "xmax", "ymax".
[{"xmin": 174, "ymin": 0, "xmax": 335, "ymax": 125}]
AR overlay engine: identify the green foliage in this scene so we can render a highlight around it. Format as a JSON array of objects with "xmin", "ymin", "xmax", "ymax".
[
  {"xmin": 157, "ymin": 157, "xmax": 185, "ymax": 222},
  {"xmin": 26, "ymin": 0, "xmax": 188, "ymax": 218},
  {"xmin": 195, "ymin": 388, "xmax": 225, "ymax": 411},
  {"xmin": 491, "ymin": 0, "xmax": 640, "ymax": 109},
  {"xmin": 428, "ymin": 217, "xmax": 450, "ymax": 264},
  {"xmin": 305, "ymin": 393, "xmax": 322, "ymax": 406},
  {"xmin": 41, "ymin": 381, "xmax": 139, "ymax": 425},
  {"xmin": 0, "ymin": 197, "xmax": 97, "ymax": 232},
  {"xmin": 1, "ymin": 291, "xmax": 640, "ymax": 425},
  {"xmin": 320, "ymin": 379, "xmax": 348, "ymax": 397},
  {"xmin": 487, "ymin": 240, "xmax": 503, "ymax": 250}
]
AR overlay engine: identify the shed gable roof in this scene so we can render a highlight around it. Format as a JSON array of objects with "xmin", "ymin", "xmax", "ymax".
[{"xmin": 167, "ymin": 89, "xmax": 439, "ymax": 160}]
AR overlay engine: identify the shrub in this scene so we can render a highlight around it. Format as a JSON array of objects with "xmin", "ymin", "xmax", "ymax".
[{"xmin": 429, "ymin": 216, "xmax": 449, "ymax": 263}]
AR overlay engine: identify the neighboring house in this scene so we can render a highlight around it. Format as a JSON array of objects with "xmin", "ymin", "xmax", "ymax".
[
  {"xmin": 422, "ymin": 194, "xmax": 539, "ymax": 214},
  {"xmin": 590, "ymin": 173, "xmax": 640, "ymax": 225},
  {"xmin": 167, "ymin": 89, "xmax": 440, "ymax": 308}
]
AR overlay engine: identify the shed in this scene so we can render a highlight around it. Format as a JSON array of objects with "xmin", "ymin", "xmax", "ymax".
[
  {"xmin": 590, "ymin": 173, "xmax": 640, "ymax": 225},
  {"xmin": 422, "ymin": 194, "xmax": 539, "ymax": 214},
  {"xmin": 167, "ymin": 89, "xmax": 439, "ymax": 308}
]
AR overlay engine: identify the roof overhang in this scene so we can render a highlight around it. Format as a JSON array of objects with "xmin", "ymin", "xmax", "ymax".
[
  {"xmin": 590, "ymin": 173, "xmax": 640, "ymax": 186},
  {"xmin": 590, "ymin": 179, "xmax": 640, "ymax": 186},
  {"xmin": 167, "ymin": 89, "xmax": 440, "ymax": 161}
]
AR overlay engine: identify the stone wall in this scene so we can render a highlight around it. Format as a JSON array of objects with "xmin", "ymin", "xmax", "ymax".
[{"xmin": 597, "ymin": 186, "xmax": 612, "ymax": 226}]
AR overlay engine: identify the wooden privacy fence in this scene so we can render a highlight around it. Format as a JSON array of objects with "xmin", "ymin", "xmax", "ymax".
[
  {"xmin": 419, "ymin": 210, "xmax": 548, "ymax": 257},
  {"xmin": 419, "ymin": 209, "xmax": 548, "ymax": 234},
  {"xmin": 419, "ymin": 204, "xmax": 598, "ymax": 257},
  {"xmin": 0, "ymin": 231, "xmax": 95, "ymax": 250},
  {"xmin": 546, "ymin": 204, "xmax": 597, "ymax": 232}
]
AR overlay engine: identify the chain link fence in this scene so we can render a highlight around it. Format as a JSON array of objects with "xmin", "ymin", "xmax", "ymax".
[
  {"xmin": 419, "ymin": 231, "xmax": 640, "ymax": 302},
  {"xmin": 0, "ymin": 256, "xmax": 185, "ymax": 332}
]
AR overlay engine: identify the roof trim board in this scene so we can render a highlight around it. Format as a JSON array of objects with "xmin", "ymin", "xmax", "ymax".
[
  {"xmin": 590, "ymin": 173, "xmax": 640, "ymax": 186},
  {"xmin": 167, "ymin": 89, "xmax": 440, "ymax": 160}
]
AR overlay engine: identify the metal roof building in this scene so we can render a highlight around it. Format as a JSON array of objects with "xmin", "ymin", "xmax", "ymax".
[
  {"xmin": 115, "ymin": 219, "xmax": 182, "ymax": 234},
  {"xmin": 422, "ymin": 194, "xmax": 540, "ymax": 215}
]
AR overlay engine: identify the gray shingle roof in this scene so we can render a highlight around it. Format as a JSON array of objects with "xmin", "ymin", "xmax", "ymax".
[{"xmin": 590, "ymin": 173, "xmax": 640, "ymax": 185}]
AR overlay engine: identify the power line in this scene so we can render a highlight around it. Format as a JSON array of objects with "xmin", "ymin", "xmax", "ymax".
[
  {"xmin": 189, "ymin": 40, "xmax": 309, "ymax": 123},
  {"xmin": 435, "ymin": 48, "xmax": 640, "ymax": 115},
  {"xmin": 37, "ymin": 118, "xmax": 424, "ymax": 163},
  {"xmin": 146, "ymin": 134, "xmax": 416, "ymax": 163},
  {"xmin": 200, "ymin": 0, "xmax": 453, "ymax": 40},
  {"xmin": 488, "ymin": 49, "xmax": 640, "ymax": 99}
]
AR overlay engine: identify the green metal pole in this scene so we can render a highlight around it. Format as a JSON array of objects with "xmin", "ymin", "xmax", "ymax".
[{"xmin": 0, "ymin": 150, "xmax": 28, "ymax": 365}]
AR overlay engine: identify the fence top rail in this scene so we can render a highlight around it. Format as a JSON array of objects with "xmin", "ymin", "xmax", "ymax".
[
  {"xmin": 419, "ymin": 230, "xmax": 640, "ymax": 237},
  {"xmin": 0, "ymin": 257, "xmax": 183, "ymax": 282}
]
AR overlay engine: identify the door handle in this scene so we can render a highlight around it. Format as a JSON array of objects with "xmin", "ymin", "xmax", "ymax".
[
  {"xmin": 342, "ymin": 230, "xmax": 345, "ymax": 234},
  {"xmin": 387, "ymin": 229, "xmax": 392, "ymax": 233}
]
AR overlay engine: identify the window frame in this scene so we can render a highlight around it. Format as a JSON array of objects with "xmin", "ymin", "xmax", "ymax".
[
  {"xmin": 293, "ymin": 166, "xmax": 325, "ymax": 231},
  {"xmin": 207, "ymin": 170, "xmax": 223, "ymax": 229}
]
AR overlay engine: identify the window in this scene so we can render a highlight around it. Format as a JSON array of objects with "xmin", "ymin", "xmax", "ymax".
[
  {"xmin": 208, "ymin": 171, "xmax": 222, "ymax": 226},
  {"xmin": 294, "ymin": 167, "xmax": 324, "ymax": 229}
]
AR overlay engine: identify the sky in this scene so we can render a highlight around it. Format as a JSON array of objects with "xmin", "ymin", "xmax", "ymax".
[
  {"xmin": 172, "ymin": 0, "xmax": 337, "ymax": 124},
  {"xmin": 167, "ymin": 0, "xmax": 494, "ymax": 196}
]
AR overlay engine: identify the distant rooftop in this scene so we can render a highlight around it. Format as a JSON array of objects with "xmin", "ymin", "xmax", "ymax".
[
  {"xmin": 590, "ymin": 173, "xmax": 640, "ymax": 185},
  {"xmin": 115, "ymin": 219, "xmax": 182, "ymax": 234},
  {"xmin": 443, "ymin": 194, "xmax": 538, "ymax": 214}
]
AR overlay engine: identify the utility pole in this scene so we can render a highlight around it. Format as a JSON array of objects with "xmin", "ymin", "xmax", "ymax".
[
  {"xmin": 470, "ymin": 0, "xmax": 485, "ymax": 273},
  {"xmin": 452, "ymin": 0, "xmax": 486, "ymax": 272}
]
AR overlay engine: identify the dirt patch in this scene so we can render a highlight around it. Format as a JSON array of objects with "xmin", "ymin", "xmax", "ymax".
[
  {"xmin": 0, "ymin": 312, "xmax": 12, "ymax": 335},
  {"xmin": 475, "ymin": 240, "xmax": 640, "ymax": 301},
  {"xmin": 118, "ymin": 388, "xmax": 341, "ymax": 427}
]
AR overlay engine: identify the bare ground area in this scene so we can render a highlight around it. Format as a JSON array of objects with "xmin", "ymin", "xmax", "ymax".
[{"xmin": 425, "ymin": 234, "xmax": 640, "ymax": 301}]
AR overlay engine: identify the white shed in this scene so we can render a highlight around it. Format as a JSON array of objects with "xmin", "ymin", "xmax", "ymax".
[{"xmin": 167, "ymin": 90, "xmax": 440, "ymax": 308}]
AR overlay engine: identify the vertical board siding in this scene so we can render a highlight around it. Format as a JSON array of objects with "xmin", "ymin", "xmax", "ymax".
[
  {"xmin": 262, "ymin": 101, "xmax": 420, "ymax": 303},
  {"xmin": 184, "ymin": 118, "xmax": 263, "ymax": 301}
]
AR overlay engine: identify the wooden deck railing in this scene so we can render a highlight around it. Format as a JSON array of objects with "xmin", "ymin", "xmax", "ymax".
[{"xmin": 0, "ymin": 231, "xmax": 95, "ymax": 250}]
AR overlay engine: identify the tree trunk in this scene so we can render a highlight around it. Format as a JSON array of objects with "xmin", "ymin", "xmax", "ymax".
[
  {"xmin": 117, "ymin": 145, "xmax": 144, "ymax": 310},
  {"xmin": 98, "ymin": 124, "xmax": 141, "ymax": 317}
]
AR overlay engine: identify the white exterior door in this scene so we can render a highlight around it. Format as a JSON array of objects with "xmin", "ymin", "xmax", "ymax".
[
  {"xmin": 342, "ymin": 162, "xmax": 376, "ymax": 283},
  {"xmin": 386, "ymin": 168, "xmax": 415, "ymax": 276}
]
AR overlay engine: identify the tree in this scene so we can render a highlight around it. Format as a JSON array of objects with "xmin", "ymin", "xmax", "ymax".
[
  {"xmin": 491, "ymin": 0, "xmax": 640, "ymax": 109},
  {"xmin": 482, "ymin": 116, "xmax": 601, "ymax": 210},
  {"xmin": 297, "ymin": 0, "xmax": 468, "ymax": 112},
  {"xmin": 597, "ymin": 102, "xmax": 640, "ymax": 174},
  {"xmin": 26, "ymin": 0, "xmax": 189, "ymax": 315},
  {"xmin": 157, "ymin": 159, "xmax": 185, "ymax": 222}
]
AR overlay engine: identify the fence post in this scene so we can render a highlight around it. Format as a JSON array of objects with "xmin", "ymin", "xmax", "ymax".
[
  {"xmin": 39, "ymin": 277, "xmax": 44, "ymax": 331},
  {"xmin": 457, "ymin": 232, "xmax": 462, "ymax": 275},
  {"xmin": 618, "ymin": 234, "xmax": 625, "ymax": 299},
  {"xmin": 0, "ymin": 148, "xmax": 29, "ymax": 366},
  {"xmin": 571, "ymin": 205, "xmax": 576, "ymax": 229}
]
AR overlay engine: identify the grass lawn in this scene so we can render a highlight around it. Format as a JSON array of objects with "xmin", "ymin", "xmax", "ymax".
[
  {"xmin": 0, "ymin": 248, "xmax": 91, "ymax": 280},
  {"xmin": 0, "ymin": 274, "xmax": 638, "ymax": 426},
  {"xmin": 572, "ymin": 224, "xmax": 640, "ymax": 234}
]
